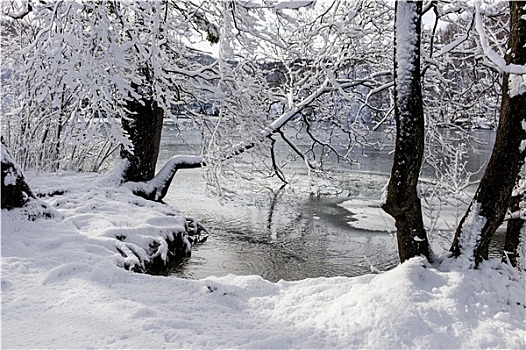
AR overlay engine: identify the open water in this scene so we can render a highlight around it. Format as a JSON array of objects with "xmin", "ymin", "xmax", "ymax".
[{"xmin": 159, "ymin": 124, "xmax": 502, "ymax": 282}]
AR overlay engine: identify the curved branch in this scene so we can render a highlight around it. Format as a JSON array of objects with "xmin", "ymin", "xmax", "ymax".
[
  {"xmin": 5, "ymin": 1, "xmax": 32, "ymax": 20},
  {"xmin": 269, "ymin": 136, "xmax": 288, "ymax": 184},
  {"xmin": 278, "ymin": 129, "xmax": 318, "ymax": 170},
  {"xmin": 475, "ymin": 1, "xmax": 526, "ymax": 74},
  {"xmin": 125, "ymin": 155, "xmax": 204, "ymax": 201}
]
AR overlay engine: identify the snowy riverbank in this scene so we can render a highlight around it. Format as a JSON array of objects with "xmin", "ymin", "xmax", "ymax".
[{"xmin": 2, "ymin": 171, "xmax": 525, "ymax": 349}]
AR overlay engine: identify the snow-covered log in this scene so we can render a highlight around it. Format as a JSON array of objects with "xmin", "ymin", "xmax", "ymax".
[
  {"xmin": 124, "ymin": 155, "xmax": 204, "ymax": 202},
  {"xmin": 1, "ymin": 141, "xmax": 60, "ymax": 219}
]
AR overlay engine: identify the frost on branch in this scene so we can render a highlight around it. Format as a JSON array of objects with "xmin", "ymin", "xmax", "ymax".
[
  {"xmin": 274, "ymin": 1, "xmax": 316, "ymax": 11},
  {"xmin": 474, "ymin": 1, "xmax": 526, "ymax": 75}
]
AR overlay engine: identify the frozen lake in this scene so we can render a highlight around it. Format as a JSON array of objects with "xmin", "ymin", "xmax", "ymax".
[{"xmin": 159, "ymin": 124, "xmax": 502, "ymax": 281}]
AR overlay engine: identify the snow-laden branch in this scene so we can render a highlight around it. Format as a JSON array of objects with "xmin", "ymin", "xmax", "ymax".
[
  {"xmin": 278, "ymin": 130, "xmax": 318, "ymax": 170},
  {"xmin": 163, "ymin": 62, "xmax": 220, "ymax": 81},
  {"xmin": 435, "ymin": 33, "xmax": 469, "ymax": 57},
  {"xmin": 364, "ymin": 81, "xmax": 394, "ymax": 103},
  {"xmin": 216, "ymin": 77, "xmax": 331, "ymax": 161},
  {"xmin": 5, "ymin": 1, "xmax": 32, "ymax": 20},
  {"xmin": 274, "ymin": 1, "xmax": 317, "ymax": 11},
  {"xmin": 217, "ymin": 62, "xmax": 390, "ymax": 166},
  {"xmin": 268, "ymin": 77, "xmax": 330, "ymax": 131},
  {"xmin": 475, "ymin": 1, "xmax": 526, "ymax": 75},
  {"xmin": 125, "ymin": 155, "xmax": 204, "ymax": 201}
]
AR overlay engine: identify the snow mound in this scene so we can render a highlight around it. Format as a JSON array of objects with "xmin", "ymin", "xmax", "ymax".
[{"xmin": 18, "ymin": 171, "xmax": 192, "ymax": 272}]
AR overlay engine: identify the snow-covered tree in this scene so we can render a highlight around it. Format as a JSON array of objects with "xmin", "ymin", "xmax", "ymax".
[
  {"xmin": 450, "ymin": 0, "xmax": 526, "ymax": 267},
  {"xmin": 1, "ymin": 0, "xmax": 398, "ymax": 270},
  {"xmin": 1, "ymin": 1, "xmax": 216, "ymax": 177},
  {"xmin": 421, "ymin": 2, "xmax": 504, "ymax": 129},
  {"xmin": 199, "ymin": 0, "xmax": 395, "ymax": 191},
  {"xmin": 2, "ymin": 0, "xmax": 394, "ymax": 200},
  {"xmin": 381, "ymin": 0, "xmax": 431, "ymax": 262},
  {"xmin": 4, "ymin": 0, "xmax": 523, "ymax": 269},
  {"xmin": 382, "ymin": 0, "xmax": 525, "ymax": 266}
]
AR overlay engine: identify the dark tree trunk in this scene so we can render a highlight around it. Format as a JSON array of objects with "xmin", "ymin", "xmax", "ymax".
[
  {"xmin": 450, "ymin": 1, "xmax": 526, "ymax": 266},
  {"xmin": 503, "ymin": 191, "xmax": 524, "ymax": 267},
  {"xmin": 120, "ymin": 93, "xmax": 164, "ymax": 183},
  {"xmin": 381, "ymin": 1, "xmax": 431, "ymax": 263},
  {"xmin": 1, "ymin": 142, "xmax": 35, "ymax": 209}
]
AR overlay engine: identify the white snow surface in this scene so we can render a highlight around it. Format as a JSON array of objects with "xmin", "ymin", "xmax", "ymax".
[{"xmin": 2, "ymin": 172, "xmax": 525, "ymax": 349}]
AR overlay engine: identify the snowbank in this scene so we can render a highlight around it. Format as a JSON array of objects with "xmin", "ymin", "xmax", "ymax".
[
  {"xmin": 340, "ymin": 191, "xmax": 475, "ymax": 233},
  {"xmin": 2, "ymin": 172, "xmax": 525, "ymax": 349}
]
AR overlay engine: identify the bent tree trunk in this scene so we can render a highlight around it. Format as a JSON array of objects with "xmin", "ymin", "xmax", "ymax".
[
  {"xmin": 120, "ymin": 91, "xmax": 164, "ymax": 183},
  {"xmin": 450, "ymin": 1, "xmax": 526, "ymax": 266},
  {"xmin": 1, "ymin": 142, "xmax": 35, "ymax": 209},
  {"xmin": 381, "ymin": 0, "xmax": 431, "ymax": 263}
]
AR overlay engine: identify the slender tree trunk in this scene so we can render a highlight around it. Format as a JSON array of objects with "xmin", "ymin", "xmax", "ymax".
[
  {"xmin": 450, "ymin": 1, "xmax": 526, "ymax": 266},
  {"xmin": 120, "ymin": 92, "xmax": 164, "ymax": 183},
  {"xmin": 381, "ymin": 1, "xmax": 431, "ymax": 263}
]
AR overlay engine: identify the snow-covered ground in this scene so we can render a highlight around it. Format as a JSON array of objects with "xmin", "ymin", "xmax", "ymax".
[{"xmin": 2, "ymin": 171, "xmax": 525, "ymax": 349}]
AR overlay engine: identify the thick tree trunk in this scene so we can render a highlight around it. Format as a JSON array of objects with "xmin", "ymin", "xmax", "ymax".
[
  {"xmin": 381, "ymin": 1, "xmax": 431, "ymax": 263},
  {"xmin": 120, "ymin": 94, "xmax": 164, "ymax": 183},
  {"xmin": 118, "ymin": 89, "xmax": 206, "ymax": 202},
  {"xmin": 1, "ymin": 141, "xmax": 35, "ymax": 209},
  {"xmin": 450, "ymin": 1, "xmax": 526, "ymax": 266}
]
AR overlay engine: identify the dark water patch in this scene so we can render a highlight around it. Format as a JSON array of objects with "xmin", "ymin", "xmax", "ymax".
[{"xmin": 166, "ymin": 190, "xmax": 399, "ymax": 282}]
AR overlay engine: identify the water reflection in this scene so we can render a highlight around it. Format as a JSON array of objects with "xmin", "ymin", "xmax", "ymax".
[
  {"xmin": 165, "ymin": 182, "xmax": 399, "ymax": 282},
  {"xmin": 159, "ymin": 125, "xmax": 500, "ymax": 282}
]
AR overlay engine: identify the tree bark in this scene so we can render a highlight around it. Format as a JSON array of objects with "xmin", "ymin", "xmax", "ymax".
[
  {"xmin": 1, "ymin": 141, "xmax": 35, "ymax": 209},
  {"xmin": 381, "ymin": 1, "xmax": 431, "ymax": 263},
  {"xmin": 120, "ymin": 93, "xmax": 164, "ymax": 183},
  {"xmin": 450, "ymin": 1, "xmax": 526, "ymax": 266},
  {"xmin": 503, "ymin": 190, "xmax": 524, "ymax": 267}
]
